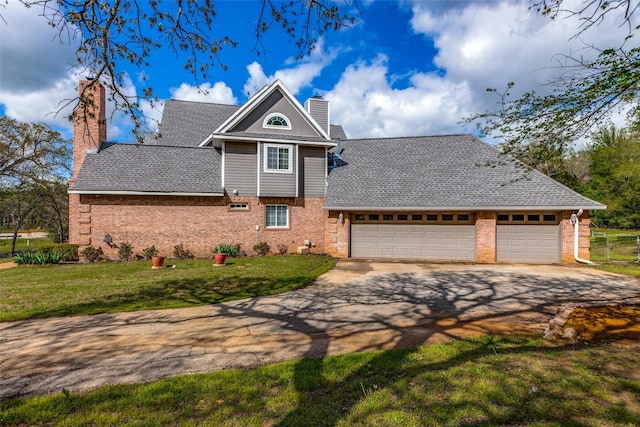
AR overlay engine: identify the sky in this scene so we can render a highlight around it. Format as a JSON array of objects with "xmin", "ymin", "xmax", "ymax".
[{"xmin": 0, "ymin": 0, "xmax": 632, "ymax": 144}]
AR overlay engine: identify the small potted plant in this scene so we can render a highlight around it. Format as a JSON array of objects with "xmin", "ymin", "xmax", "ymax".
[
  {"xmin": 211, "ymin": 244, "xmax": 238, "ymax": 266},
  {"xmin": 144, "ymin": 245, "xmax": 164, "ymax": 269},
  {"xmin": 151, "ymin": 255, "xmax": 165, "ymax": 268},
  {"xmin": 211, "ymin": 245, "xmax": 227, "ymax": 265}
]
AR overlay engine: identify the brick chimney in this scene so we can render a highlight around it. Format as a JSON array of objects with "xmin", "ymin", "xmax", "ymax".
[{"xmin": 71, "ymin": 79, "xmax": 106, "ymax": 184}]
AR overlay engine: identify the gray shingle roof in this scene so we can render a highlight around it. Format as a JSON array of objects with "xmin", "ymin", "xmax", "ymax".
[
  {"xmin": 324, "ymin": 134, "xmax": 605, "ymax": 210},
  {"xmin": 154, "ymin": 100, "xmax": 240, "ymax": 147},
  {"xmin": 70, "ymin": 142, "xmax": 223, "ymax": 194},
  {"xmin": 330, "ymin": 125, "xmax": 348, "ymax": 141}
]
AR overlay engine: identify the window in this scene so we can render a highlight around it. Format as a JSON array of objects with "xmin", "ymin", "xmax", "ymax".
[
  {"xmin": 528, "ymin": 214, "xmax": 540, "ymax": 222},
  {"xmin": 263, "ymin": 113, "xmax": 291, "ymax": 130},
  {"xmin": 426, "ymin": 214, "xmax": 438, "ymax": 221},
  {"xmin": 412, "ymin": 214, "xmax": 423, "ymax": 221},
  {"xmin": 228, "ymin": 203, "xmax": 249, "ymax": 210},
  {"xmin": 264, "ymin": 144, "xmax": 292, "ymax": 173},
  {"xmin": 512, "ymin": 214, "xmax": 525, "ymax": 221},
  {"xmin": 354, "ymin": 214, "xmax": 366, "ymax": 221},
  {"xmin": 458, "ymin": 214, "xmax": 469, "ymax": 221},
  {"xmin": 383, "ymin": 214, "xmax": 393, "ymax": 221},
  {"xmin": 369, "ymin": 214, "xmax": 379, "ymax": 221},
  {"xmin": 497, "ymin": 214, "xmax": 509, "ymax": 222},
  {"xmin": 397, "ymin": 214, "xmax": 408, "ymax": 221},
  {"xmin": 543, "ymin": 214, "xmax": 557, "ymax": 222},
  {"xmin": 442, "ymin": 214, "xmax": 454, "ymax": 221},
  {"xmin": 265, "ymin": 205, "xmax": 288, "ymax": 228}
]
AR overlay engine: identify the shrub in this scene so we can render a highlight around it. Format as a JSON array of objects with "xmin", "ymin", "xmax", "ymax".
[
  {"xmin": 116, "ymin": 242, "xmax": 134, "ymax": 261},
  {"xmin": 253, "ymin": 241, "xmax": 270, "ymax": 256},
  {"xmin": 277, "ymin": 243, "xmax": 288, "ymax": 255},
  {"xmin": 212, "ymin": 243, "xmax": 241, "ymax": 257},
  {"xmin": 80, "ymin": 246, "xmax": 105, "ymax": 263},
  {"xmin": 142, "ymin": 245, "xmax": 159, "ymax": 260},
  {"xmin": 14, "ymin": 251, "xmax": 65, "ymax": 265},
  {"xmin": 173, "ymin": 243, "xmax": 194, "ymax": 259},
  {"xmin": 40, "ymin": 244, "xmax": 79, "ymax": 261}
]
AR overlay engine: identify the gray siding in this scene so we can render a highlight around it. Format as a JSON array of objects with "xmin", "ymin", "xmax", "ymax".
[
  {"xmin": 233, "ymin": 91, "xmax": 319, "ymax": 137},
  {"xmin": 299, "ymin": 146, "xmax": 326, "ymax": 197},
  {"xmin": 259, "ymin": 142, "xmax": 297, "ymax": 197},
  {"xmin": 225, "ymin": 142, "xmax": 257, "ymax": 196},
  {"xmin": 304, "ymin": 98, "xmax": 329, "ymax": 135}
]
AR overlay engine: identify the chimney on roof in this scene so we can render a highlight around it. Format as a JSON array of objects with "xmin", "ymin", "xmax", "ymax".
[
  {"xmin": 71, "ymin": 79, "xmax": 106, "ymax": 183},
  {"xmin": 304, "ymin": 96, "xmax": 330, "ymax": 137}
]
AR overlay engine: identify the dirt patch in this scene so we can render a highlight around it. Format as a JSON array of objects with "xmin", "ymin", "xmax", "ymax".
[{"xmin": 568, "ymin": 304, "xmax": 640, "ymax": 341}]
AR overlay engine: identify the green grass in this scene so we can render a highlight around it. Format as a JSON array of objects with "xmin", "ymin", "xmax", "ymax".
[
  {"xmin": 0, "ymin": 237, "xmax": 55, "ymax": 262},
  {"xmin": 1, "ymin": 337, "xmax": 639, "ymax": 426},
  {"xmin": 591, "ymin": 263, "xmax": 640, "ymax": 277},
  {"xmin": 0, "ymin": 255, "xmax": 335, "ymax": 322}
]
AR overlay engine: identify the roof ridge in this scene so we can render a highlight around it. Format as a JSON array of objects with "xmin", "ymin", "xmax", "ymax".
[{"xmin": 345, "ymin": 133, "xmax": 473, "ymax": 142}]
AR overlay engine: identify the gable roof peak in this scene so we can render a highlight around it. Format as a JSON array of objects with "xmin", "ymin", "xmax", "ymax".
[{"xmin": 202, "ymin": 79, "xmax": 330, "ymax": 145}]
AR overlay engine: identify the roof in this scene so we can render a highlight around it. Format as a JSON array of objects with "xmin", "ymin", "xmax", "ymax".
[
  {"xmin": 324, "ymin": 134, "xmax": 606, "ymax": 211},
  {"xmin": 69, "ymin": 142, "xmax": 223, "ymax": 195},
  {"xmin": 154, "ymin": 100, "xmax": 240, "ymax": 147}
]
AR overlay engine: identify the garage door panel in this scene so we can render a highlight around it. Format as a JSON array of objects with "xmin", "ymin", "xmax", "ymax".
[
  {"xmin": 352, "ymin": 224, "xmax": 475, "ymax": 261},
  {"xmin": 497, "ymin": 225, "xmax": 560, "ymax": 264}
]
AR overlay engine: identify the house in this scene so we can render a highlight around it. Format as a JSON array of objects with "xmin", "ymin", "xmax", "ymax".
[{"xmin": 69, "ymin": 79, "xmax": 605, "ymax": 263}]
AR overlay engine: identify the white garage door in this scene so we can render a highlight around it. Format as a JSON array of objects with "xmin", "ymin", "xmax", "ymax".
[
  {"xmin": 351, "ymin": 224, "xmax": 476, "ymax": 261},
  {"xmin": 496, "ymin": 225, "xmax": 561, "ymax": 264}
]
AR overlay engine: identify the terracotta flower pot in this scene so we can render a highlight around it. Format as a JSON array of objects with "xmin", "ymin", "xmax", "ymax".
[
  {"xmin": 151, "ymin": 256, "xmax": 165, "ymax": 269},
  {"xmin": 214, "ymin": 253, "xmax": 227, "ymax": 265}
]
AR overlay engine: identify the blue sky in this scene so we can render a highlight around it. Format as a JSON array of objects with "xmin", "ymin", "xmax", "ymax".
[{"xmin": 0, "ymin": 0, "xmax": 631, "ymax": 143}]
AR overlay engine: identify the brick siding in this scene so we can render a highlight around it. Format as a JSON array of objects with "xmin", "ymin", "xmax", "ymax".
[{"xmin": 74, "ymin": 195, "xmax": 325, "ymax": 259}]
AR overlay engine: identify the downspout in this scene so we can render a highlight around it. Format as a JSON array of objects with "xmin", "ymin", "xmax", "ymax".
[{"xmin": 570, "ymin": 209, "xmax": 594, "ymax": 264}]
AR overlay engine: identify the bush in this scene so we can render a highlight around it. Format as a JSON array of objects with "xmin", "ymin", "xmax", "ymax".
[
  {"xmin": 212, "ymin": 243, "xmax": 241, "ymax": 257},
  {"xmin": 80, "ymin": 246, "xmax": 105, "ymax": 263},
  {"xmin": 142, "ymin": 245, "xmax": 159, "ymax": 260},
  {"xmin": 116, "ymin": 242, "xmax": 134, "ymax": 261},
  {"xmin": 253, "ymin": 241, "xmax": 270, "ymax": 256},
  {"xmin": 173, "ymin": 243, "xmax": 194, "ymax": 259},
  {"xmin": 40, "ymin": 243, "xmax": 79, "ymax": 261},
  {"xmin": 14, "ymin": 251, "xmax": 65, "ymax": 265}
]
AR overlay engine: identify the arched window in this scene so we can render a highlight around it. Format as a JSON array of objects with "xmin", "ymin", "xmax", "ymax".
[{"xmin": 263, "ymin": 113, "xmax": 291, "ymax": 130}]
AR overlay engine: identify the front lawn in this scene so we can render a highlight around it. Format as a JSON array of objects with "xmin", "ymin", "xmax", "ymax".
[
  {"xmin": 0, "ymin": 255, "xmax": 335, "ymax": 322},
  {"xmin": 1, "ymin": 337, "xmax": 638, "ymax": 426}
]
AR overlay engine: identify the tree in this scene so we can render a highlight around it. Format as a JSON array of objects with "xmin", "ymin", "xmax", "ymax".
[
  {"xmin": 583, "ymin": 125, "xmax": 640, "ymax": 229},
  {"xmin": 467, "ymin": 0, "xmax": 640, "ymax": 169},
  {"xmin": 0, "ymin": 116, "xmax": 70, "ymax": 186},
  {"xmin": 13, "ymin": 0, "xmax": 358, "ymax": 140},
  {"xmin": 0, "ymin": 117, "xmax": 71, "ymax": 251}
]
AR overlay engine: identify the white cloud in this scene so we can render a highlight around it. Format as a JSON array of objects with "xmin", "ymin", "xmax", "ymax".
[
  {"xmin": 0, "ymin": 2, "xmax": 81, "ymax": 135},
  {"xmin": 243, "ymin": 39, "xmax": 336, "ymax": 96},
  {"xmin": 169, "ymin": 82, "xmax": 237, "ymax": 104},
  {"xmin": 327, "ymin": 0, "xmax": 635, "ymax": 140},
  {"xmin": 325, "ymin": 55, "xmax": 475, "ymax": 138}
]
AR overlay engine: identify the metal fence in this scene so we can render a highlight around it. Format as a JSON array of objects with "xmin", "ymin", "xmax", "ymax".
[{"xmin": 590, "ymin": 232, "xmax": 640, "ymax": 262}]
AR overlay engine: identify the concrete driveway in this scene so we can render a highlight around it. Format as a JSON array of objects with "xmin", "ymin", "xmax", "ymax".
[{"xmin": 1, "ymin": 261, "xmax": 639, "ymax": 399}]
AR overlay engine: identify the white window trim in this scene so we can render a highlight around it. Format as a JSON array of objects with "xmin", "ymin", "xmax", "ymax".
[
  {"xmin": 263, "ymin": 143, "xmax": 293, "ymax": 174},
  {"xmin": 265, "ymin": 204, "xmax": 289, "ymax": 229},
  {"xmin": 263, "ymin": 113, "xmax": 292, "ymax": 130}
]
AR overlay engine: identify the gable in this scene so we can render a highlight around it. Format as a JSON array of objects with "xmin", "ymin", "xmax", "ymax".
[
  {"xmin": 211, "ymin": 80, "xmax": 330, "ymax": 143},
  {"xmin": 230, "ymin": 90, "xmax": 321, "ymax": 138}
]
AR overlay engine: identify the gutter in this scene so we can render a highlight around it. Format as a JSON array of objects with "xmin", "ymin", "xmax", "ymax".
[
  {"xmin": 68, "ymin": 190, "xmax": 225, "ymax": 197},
  {"xmin": 570, "ymin": 209, "xmax": 594, "ymax": 265}
]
